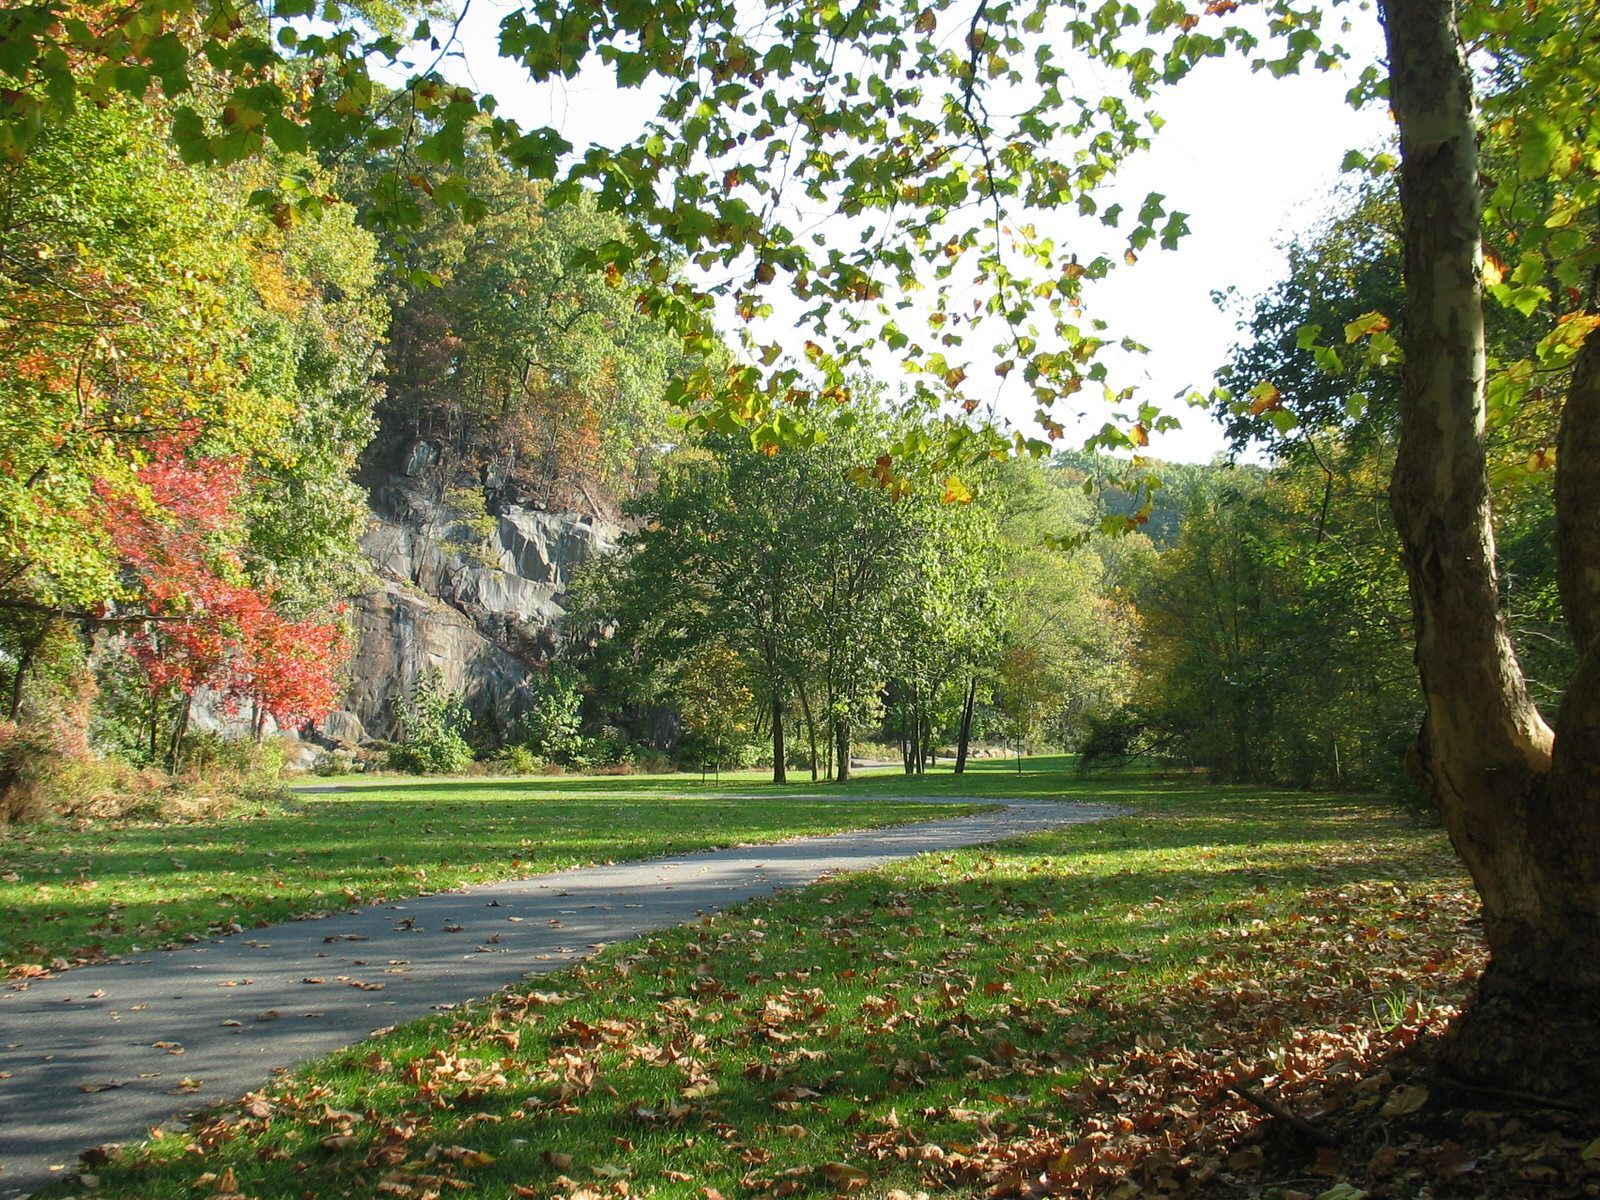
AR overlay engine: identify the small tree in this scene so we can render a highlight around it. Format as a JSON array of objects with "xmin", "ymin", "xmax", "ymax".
[
  {"xmin": 677, "ymin": 645, "xmax": 755, "ymax": 781},
  {"xmin": 104, "ymin": 440, "xmax": 346, "ymax": 769},
  {"xmin": 510, "ymin": 666, "xmax": 586, "ymax": 764}
]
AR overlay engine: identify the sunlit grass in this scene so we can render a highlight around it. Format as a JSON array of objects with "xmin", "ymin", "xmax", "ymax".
[
  {"xmin": 0, "ymin": 770, "xmax": 985, "ymax": 969},
  {"xmin": 52, "ymin": 760, "xmax": 1470, "ymax": 1200}
]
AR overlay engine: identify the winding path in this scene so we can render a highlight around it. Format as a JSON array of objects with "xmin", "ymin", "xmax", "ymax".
[{"xmin": 0, "ymin": 798, "xmax": 1123, "ymax": 1197}]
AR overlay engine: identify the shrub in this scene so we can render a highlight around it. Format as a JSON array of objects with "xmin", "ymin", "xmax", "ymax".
[
  {"xmin": 496, "ymin": 745, "xmax": 545, "ymax": 775},
  {"xmin": 177, "ymin": 731, "xmax": 284, "ymax": 785},
  {"xmin": 507, "ymin": 666, "xmax": 585, "ymax": 763},
  {"xmin": 1075, "ymin": 706, "xmax": 1153, "ymax": 773},
  {"xmin": 314, "ymin": 749, "xmax": 358, "ymax": 776},
  {"xmin": 390, "ymin": 671, "xmax": 474, "ymax": 774}
]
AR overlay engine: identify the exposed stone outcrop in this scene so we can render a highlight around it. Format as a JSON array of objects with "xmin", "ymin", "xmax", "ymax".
[{"xmin": 337, "ymin": 439, "xmax": 618, "ymax": 742}]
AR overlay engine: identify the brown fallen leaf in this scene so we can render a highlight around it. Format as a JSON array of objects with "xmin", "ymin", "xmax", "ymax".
[
  {"xmin": 1379, "ymin": 1083, "xmax": 1428, "ymax": 1117},
  {"xmin": 819, "ymin": 1161, "xmax": 869, "ymax": 1189}
]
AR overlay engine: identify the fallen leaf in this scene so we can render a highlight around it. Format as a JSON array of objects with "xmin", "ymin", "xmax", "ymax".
[
  {"xmin": 819, "ymin": 1161, "xmax": 869, "ymax": 1189},
  {"xmin": 1379, "ymin": 1083, "xmax": 1428, "ymax": 1117}
]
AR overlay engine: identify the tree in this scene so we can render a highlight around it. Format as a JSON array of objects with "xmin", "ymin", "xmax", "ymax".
[
  {"xmin": 0, "ymin": 96, "xmax": 379, "ymax": 747},
  {"xmin": 104, "ymin": 440, "xmax": 346, "ymax": 767},
  {"xmin": 355, "ymin": 134, "xmax": 696, "ymax": 509},
  {"xmin": 1126, "ymin": 457, "xmax": 1415, "ymax": 788},
  {"xmin": 1375, "ymin": 0, "xmax": 1600, "ymax": 1098},
  {"xmin": 580, "ymin": 421, "xmax": 1011, "ymax": 784},
  {"xmin": 676, "ymin": 645, "xmax": 757, "ymax": 779},
  {"xmin": 390, "ymin": 669, "xmax": 474, "ymax": 774},
  {"xmin": 582, "ymin": 439, "xmax": 818, "ymax": 784},
  {"xmin": 13, "ymin": 0, "xmax": 1600, "ymax": 1099},
  {"xmin": 510, "ymin": 666, "xmax": 585, "ymax": 763}
]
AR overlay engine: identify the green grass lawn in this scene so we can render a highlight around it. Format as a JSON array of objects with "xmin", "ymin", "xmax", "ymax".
[
  {"xmin": 0, "ymin": 771, "xmax": 983, "ymax": 971},
  {"xmin": 55, "ymin": 758, "xmax": 1484, "ymax": 1200}
]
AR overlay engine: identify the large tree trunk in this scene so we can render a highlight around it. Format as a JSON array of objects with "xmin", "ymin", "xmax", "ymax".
[
  {"xmin": 1380, "ymin": 0, "xmax": 1600, "ymax": 1100},
  {"xmin": 835, "ymin": 718, "xmax": 851, "ymax": 784}
]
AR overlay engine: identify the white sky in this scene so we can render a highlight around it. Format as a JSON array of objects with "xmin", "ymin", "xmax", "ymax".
[{"xmin": 431, "ymin": 2, "xmax": 1393, "ymax": 464}]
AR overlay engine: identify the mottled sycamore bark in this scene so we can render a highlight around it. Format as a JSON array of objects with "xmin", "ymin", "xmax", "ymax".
[{"xmin": 1381, "ymin": 0, "xmax": 1600, "ymax": 1098}]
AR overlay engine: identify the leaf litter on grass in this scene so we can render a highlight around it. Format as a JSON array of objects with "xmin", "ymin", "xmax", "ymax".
[
  {"xmin": 44, "ymin": 791, "xmax": 1598, "ymax": 1200},
  {"xmin": 0, "ymin": 786, "xmax": 968, "ymax": 974}
]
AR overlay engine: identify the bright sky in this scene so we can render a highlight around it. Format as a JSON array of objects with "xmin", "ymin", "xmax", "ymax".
[{"xmin": 434, "ymin": 2, "xmax": 1392, "ymax": 465}]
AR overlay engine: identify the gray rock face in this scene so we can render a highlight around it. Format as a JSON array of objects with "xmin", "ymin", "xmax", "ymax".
[
  {"xmin": 318, "ymin": 709, "xmax": 366, "ymax": 745},
  {"xmin": 341, "ymin": 470, "xmax": 618, "ymax": 742},
  {"xmin": 496, "ymin": 507, "xmax": 607, "ymax": 584},
  {"xmin": 401, "ymin": 438, "xmax": 438, "ymax": 477}
]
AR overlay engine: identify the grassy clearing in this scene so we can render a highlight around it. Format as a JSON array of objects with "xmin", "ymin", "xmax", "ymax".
[
  {"xmin": 0, "ymin": 773, "xmax": 979, "ymax": 972},
  {"xmin": 58, "ymin": 759, "xmax": 1503, "ymax": 1200}
]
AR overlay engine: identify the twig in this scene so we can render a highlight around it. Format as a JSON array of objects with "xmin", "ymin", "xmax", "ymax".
[
  {"xmin": 1226, "ymin": 1083, "xmax": 1339, "ymax": 1147},
  {"xmin": 1434, "ymin": 1073, "xmax": 1583, "ymax": 1114}
]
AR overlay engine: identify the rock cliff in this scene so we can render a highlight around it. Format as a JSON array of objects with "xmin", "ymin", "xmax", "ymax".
[{"xmin": 318, "ymin": 437, "xmax": 618, "ymax": 746}]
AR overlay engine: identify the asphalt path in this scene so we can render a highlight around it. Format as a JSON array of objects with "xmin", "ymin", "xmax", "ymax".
[{"xmin": 0, "ymin": 797, "xmax": 1125, "ymax": 1197}]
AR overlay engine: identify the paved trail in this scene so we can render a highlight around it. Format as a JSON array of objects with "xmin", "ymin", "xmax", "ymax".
[{"xmin": 0, "ymin": 798, "xmax": 1123, "ymax": 1197}]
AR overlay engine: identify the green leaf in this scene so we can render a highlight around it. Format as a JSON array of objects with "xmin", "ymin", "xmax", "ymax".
[{"xmin": 1518, "ymin": 116, "xmax": 1563, "ymax": 179}]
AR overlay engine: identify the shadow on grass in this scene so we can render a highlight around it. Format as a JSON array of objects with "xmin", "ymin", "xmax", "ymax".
[
  {"xmin": 60, "ymin": 788, "xmax": 1468, "ymax": 1200},
  {"xmin": 0, "ymin": 793, "xmax": 966, "ymax": 963}
]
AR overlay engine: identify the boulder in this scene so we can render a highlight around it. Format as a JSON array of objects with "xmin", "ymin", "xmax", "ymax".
[{"xmin": 318, "ymin": 709, "xmax": 366, "ymax": 746}]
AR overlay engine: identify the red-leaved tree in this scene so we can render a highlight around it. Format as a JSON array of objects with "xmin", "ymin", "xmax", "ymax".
[{"xmin": 97, "ymin": 437, "xmax": 346, "ymax": 766}]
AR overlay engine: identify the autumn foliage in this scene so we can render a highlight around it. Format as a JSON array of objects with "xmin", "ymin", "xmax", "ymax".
[{"xmin": 99, "ymin": 437, "xmax": 346, "ymax": 746}]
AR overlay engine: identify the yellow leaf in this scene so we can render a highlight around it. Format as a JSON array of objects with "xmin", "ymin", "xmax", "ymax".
[
  {"xmin": 1342, "ymin": 310, "xmax": 1392, "ymax": 343},
  {"xmin": 941, "ymin": 476, "xmax": 973, "ymax": 504},
  {"xmin": 1379, "ymin": 1083, "xmax": 1428, "ymax": 1117},
  {"xmin": 1247, "ymin": 381, "xmax": 1282, "ymax": 415}
]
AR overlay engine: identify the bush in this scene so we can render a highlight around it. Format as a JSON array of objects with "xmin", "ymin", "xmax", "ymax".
[
  {"xmin": 177, "ymin": 731, "xmax": 284, "ymax": 785},
  {"xmin": 314, "ymin": 749, "xmax": 358, "ymax": 776},
  {"xmin": 390, "ymin": 671, "xmax": 475, "ymax": 774},
  {"xmin": 508, "ymin": 667, "xmax": 585, "ymax": 763},
  {"xmin": 0, "ymin": 718, "xmax": 258, "ymax": 824},
  {"xmin": 496, "ymin": 745, "xmax": 546, "ymax": 775},
  {"xmin": 1075, "ymin": 706, "xmax": 1153, "ymax": 772}
]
